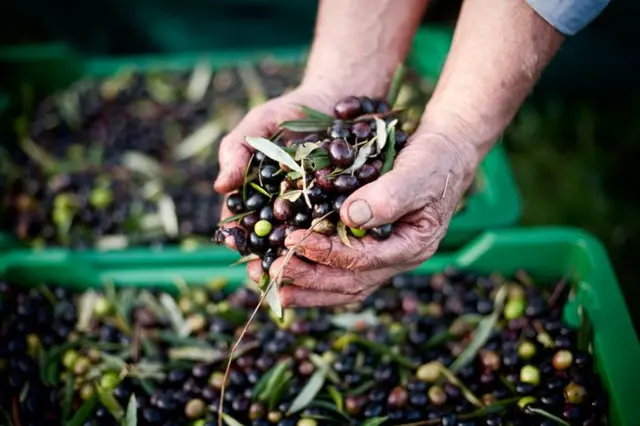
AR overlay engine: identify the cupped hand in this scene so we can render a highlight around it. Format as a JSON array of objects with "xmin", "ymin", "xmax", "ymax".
[
  {"xmin": 245, "ymin": 131, "xmax": 480, "ymax": 307},
  {"xmin": 214, "ymin": 86, "xmax": 339, "ymax": 246}
]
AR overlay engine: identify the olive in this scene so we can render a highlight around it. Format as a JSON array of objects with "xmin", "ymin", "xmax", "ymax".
[
  {"xmin": 351, "ymin": 122, "xmax": 372, "ymax": 139},
  {"xmin": 307, "ymin": 186, "xmax": 327, "ymax": 204},
  {"xmin": 262, "ymin": 249, "xmax": 278, "ymax": 273},
  {"xmin": 254, "ymin": 151, "xmax": 267, "ymax": 163},
  {"xmin": 226, "ymin": 193, "xmax": 245, "ymax": 214},
  {"xmin": 504, "ymin": 298, "xmax": 525, "ymax": 320},
  {"xmin": 394, "ymin": 130, "xmax": 409, "ymax": 151},
  {"xmin": 259, "ymin": 164, "xmax": 280, "ymax": 183},
  {"xmin": 248, "ymin": 232, "xmax": 268, "ymax": 254},
  {"xmin": 273, "ymin": 198, "xmax": 294, "ymax": 221},
  {"xmin": 292, "ymin": 211, "xmax": 311, "ymax": 228},
  {"xmin": 349, "ymin": 227, "xmax": 366, "ymax": 238},
  {"xmin": 360, "ymin": 96, "xmax": 376, "ymax": 114},
  {"xmin": 356, "ymin": 163, "xmax": 379, "ymax": 185},
  {"xmin": 240, "ymin": 213, "xmax": 259, "ymax": 230},
  {"xmin": 370, "ymin": 224, "xmax": 393, "ymax": 240},
  {"xmin": 375, "ymin": 100, "xmax": 391, "ymax": 113},
  {"xmin": 269, "ymin": 224, "xmax": 287, "ymax": 247},
  {"xmin": 334, "ymin": 96, "xmax": 362, "ymax": 119},
  {"xmin": 312, "ymin": 203, "xmax": 332, "ymax": 219},
  {"xmin": 333, "ymin": 195, "xmax": 348, "ymax": 212},
  {"xmin": 259, "ymin": 205, "xmax": 275, "ymax": 222},
  {"xmin": 328, "ymin": 139, "xmax": 354, "ymax": 167},
  {"xmin": 246, "ymin": 193, "xmax": 268, "ymax": 211},
  {"xmin": 334, "ymin": 175, "xmax": 359, "ymax": 193},
  {"xmin": 314, "ymin": 167, "xmax": 335, "ymax": 192},
  {"xmin": 254, "ymin": 220, "xmax": 272, "ymax": 238},
  {"xmin": 330, "ymin": 121, "xmax": 350, "ymax": 139}
]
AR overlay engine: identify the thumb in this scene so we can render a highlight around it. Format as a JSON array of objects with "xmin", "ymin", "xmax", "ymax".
[
  {"xmin": 214, "ymin": 108, "xmax": 271, "ymax": 193},
  {"xmin": 339, "ymin": 139, "xmax": 457, "ymax": 229}
]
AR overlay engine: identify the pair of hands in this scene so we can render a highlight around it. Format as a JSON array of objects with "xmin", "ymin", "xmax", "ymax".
[{"xmin": 214, "ymin": 84, "xmax": 479, "ymax": 308}]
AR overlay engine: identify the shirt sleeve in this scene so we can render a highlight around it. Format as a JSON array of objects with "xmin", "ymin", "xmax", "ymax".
[{"xmin": 526, "ymin": 0, "xmax": 611, "ymax": 35}]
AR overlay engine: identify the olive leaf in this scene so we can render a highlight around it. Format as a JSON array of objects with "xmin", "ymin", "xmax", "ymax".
[
  {"xmin": 337, "ymin": 221, "xmax": 353, "ymax": 248},
  {"xmin": 269, "ymin": 370, "xmax": 294, "ymax": 410},
  {"xmin": 435, "ymin": 363, "xmax": 484, "ymax": 408},
  {"xmin": 450, "ymin": 285, "xmax": 508, "ymax": 373},
  {"xmin": 252, "ymin": 360, "xmax": 286, "ymax": 399},
  {"xmin": 245, "ymin": 136, "xmax": 303, "ymax": 173},
  {"xmin": 61, "ymin": 374, "xmax": 75, "ymax": 423},
  {"xmin": 380, "ymin": 127, "xmax": 397, "ymax": 175},
  {"xmin": 231, "ymin": 254, "xmax": 261, "ymax": 266},
  {"xmin": 123, "ymin": 394, "xmax": 138, "ymax": 426},
  {"xmin": 287, "ymin": 358, "xmax": 330, "ymax": 414},
  {"xmin": 386, "ymin": 63, "xmax": 406, "ymax": 107},
  {"xmin": 294, "ymin": 142, "xmax": 322, "ymax": 161},
  {"xmin": 221, "ymin": 413, "xmax": 248, "ymax": 426},
  {"xmin": 350, "ymin": 336, "xmax": 416, "ymax": 369},
  {"xmin": 525, "ymin": 406, "xmax": 571, "ymax": 425},
  {"xmin": 217, "ymin": 211, "xmax": 256, "ymax": 226},
  {"xmin": 157, "ymin": 195, "xmax": 179, "ymax": 238},
  {"xmin": 96, "ymin": 383, "xmax": 124, "ymax": 421},
  {"xmin": 362, "ymin": 417, "xmax": 389, "ymax": 426},
  {"xmin": 76, "ymin": 290, "xmax": 98, "ymax": 332},
  {"xmin": 375, "ymin": 118, "xmax": 389, "ymax": 152},
  {"xmin": 122, "ymin": 151, "xmax": 163, "ymax": 180},
  {"xmin": 159, "ymin": 293, "xmax": 189, "ymax": 337},
  {"xmin": 459, "ymin": 397, "xmax": 521, "ymax": 419},
  {"xmin": 168, "ymin": 346, "xmax": 224, "ymax": 362},
  {"xmin": 287, "ymin": 170, "xmax": 303, "ymax": 180},
  {"xmin": 186, "ymin": 60, "xmax": 213, "ymax": 103},
  {"xmin": 264, "ymin": 281, "xmax": 283, "ymax": 320},
  {"xmin": 330, "ymin": 310, "xmax": 380, "ymax": 330},
  {"xmin": 258, "ymin": 359, "xmax": 292, "ymax": 401},
  {"xmin": 279, "ymin": 119, "xmax": 332, "ymax": 133},
  {"xmin": 281, "ymin": 190, "xmax": 303, "ymax": 202},
  {"xmin": 298, "ymin": 105, "xmax": 334, "ymax": 121},
  {"xmin": 238, "ymin": 64, "xmax": 267, "ymax": 108},
  {"xmin": 173, "ymin": 120, "xmax": 223, "ymax": 161},
  {"xmin": 250, "ymin": 182, "xmax": 272, "ymax": 198},
  {"xmin": 327, "ymin": 386, "xmax": 344, "ymax": 414},
  {"xmin": 65, "ymin": 395, "xmax": 98, "ymax": 426},
  {"xmin": 577, "ymin": 305, "xmax": 593, "ymax": 353}
]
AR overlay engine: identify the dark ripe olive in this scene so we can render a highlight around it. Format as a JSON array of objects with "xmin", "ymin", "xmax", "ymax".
[
  {"xmin": 240, "ymin": 213, "xmax": 259, "ymax": 230},
  {"xmin": 245, "ymin": 193, "xmax": 268, "ymax": 211},
  {"xmin": 307, "ymin": 186, "xmax": 327, "ymax": 204},
  {"xmin": 293, "ymin": 196, "xmax": 309, "ymax": 212},
  {"xmin": 394, "ymin": 130, "xmax": 409, "ymax": 151},
  {"xmin": 314, "ymin": 167, "xmax": 335, "ymax": 192},
  {"xmin": 356, "ymin": 164, "xmax": 379, "ymax": 185},
  {"xmin": 264, "ymin": 182, "xmax": 280, "ymax": 194},
  {"xmin": 370, "ymin": 224, "xmax": 393, "ymax": 241},
  {"xmin": 262, "ymin": 249, "xmax": 277, "ymax": 273},
  {"xmin": 328, "ymin": 139, "xmax": 354, "ymax": 167},
  {"xmin": 292, "ymin": 211, "xmax": 311, "ymax": 228},
  {"xmin": 254, "ymin": 151, "xmax": 266, "ymax": 163},
  {"xmin": 248, "ymin": 232, "xmax": 268, "ymax": 254},
  {"xmin": 259, "ymin": 205, "xmax": 275, "ymax": 222},
  {"xmin": 269, "ymin": 224, "xmax": 287, "ymax": 247},
  {"xmin": 333, "ymin": 195, "xmax": 348, "ymax": 212},
  {"xmin": 313, "ymin": 203, "xmax": 332, "ymax": 219},
  {"xmin": 334, "ymin": 96, "xmax": 363, "ymax": 120},
  {"xmin": 334, "ymin": 175, "xmax": 359, "ymax": 193},
  {"xmin": 375, "ymin": 100, "xmax": 391, "ymax": 113},
  {"xmin": 273, "ymin": 198, "xmax": 294, "ymax": 221},
  {"xmin": 360, "ymin": 96, "xmax": 375, "ymax": 114},
  {"xmin": 260, "ymin": 164, "xmax": 280, "ymax": 183},
  {"xmin": 330, "ymin": 120, "xmax": 350, "ymax": 139},
  {"xmin": 351, "ymin": 122, "xmax": 372, "ymax": 139},
  {"xmin": 371, "ymin": 159, "xmax": 383, "ymax": 172},
  {"xmin": 226, "ymin": 193, "xmax": 245, "ymax": 214}
]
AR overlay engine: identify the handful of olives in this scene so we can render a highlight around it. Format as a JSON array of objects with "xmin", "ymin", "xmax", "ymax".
[{"xmin": 215, "ymin": 95, "xmax": 408, "ymax": 274}]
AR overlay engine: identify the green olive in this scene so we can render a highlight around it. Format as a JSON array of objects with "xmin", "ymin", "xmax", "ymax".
[
  {"xmin": 254, "ymin": 219, "xmax": 273, "ymax": 237},
  {"xmin": 504, "ymin": 298, "xmax": 525, "ymax": 320},
  {"xmin": 99, "ymin": 371, "xmax": 120, "ymax": 390},
  {"xmin": 519, "ymin": 364, "xmax": 540, "ymax": 386},
  {"xmin": 416, "ymin": 362, "xmax": 441, "ymax": 383},
  {"xmin": 349, "ymin": 227, "xmax": 367, "ymax": 238},
  {"xmin": 62, "ymin": 349, "xmax": 79, "ymax": 370},
  {"xmin": 184, "ymin": 398, "xmax": 205, "ymax": 419},
  {"xmin": 518, "ymin": 396, "xmax": 536, "ymax": 409},
  {"xmin": 553, "ymin": 349, "xmax": 574, "ymax": 370},
  {"xmin": 518, "ymin": 341, "xmax": 537, "ymax": 360}
]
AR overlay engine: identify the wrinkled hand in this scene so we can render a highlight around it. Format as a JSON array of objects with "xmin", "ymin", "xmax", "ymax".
[
  {"xmin": 245, "ymin": 132, "xmax": 480, "ymax": 307},
  {"xmin": 214, "ymin": 86, "xmax": 338, "ymax": 246}
]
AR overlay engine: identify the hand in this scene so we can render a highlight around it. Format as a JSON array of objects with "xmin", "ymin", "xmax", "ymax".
[
  {"xmin": 214, "ymin": 86, "xmax": 340, "ymax": 247},
  {"xmin": 246, "ymin": 131, "xmax": 480, "ymax": 307}
]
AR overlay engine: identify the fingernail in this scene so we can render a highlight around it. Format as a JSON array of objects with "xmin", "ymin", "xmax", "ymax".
[{"xmin": 348, "ymin": 200, "xmax": 372, "ymax": 226}]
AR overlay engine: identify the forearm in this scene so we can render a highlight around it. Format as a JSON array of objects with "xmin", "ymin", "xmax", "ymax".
[
  {"xmin": 422, "ymin": 0, "xmax": 565, "ymax": 161},
  {"xmin": 302, "ymin": 0, "xmax": 429, "ymax": 98}
]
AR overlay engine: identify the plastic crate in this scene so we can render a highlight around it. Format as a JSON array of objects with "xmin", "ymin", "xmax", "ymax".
[
  {"xmin": 0, "ymin": 227, "xmax": 637, "ymax": 425},
  {"xmin": 0, "ymin": 26, "xmax": 520, "ymax": 249}
]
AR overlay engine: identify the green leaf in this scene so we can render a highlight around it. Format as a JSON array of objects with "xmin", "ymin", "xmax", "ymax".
[
  {"xmin": 375, "ymin": 118, "xmax": 388, "ymax": 152},
  {"xmin": 307, "ymin": 400, "xmax": 351, "ymax": 421},
  {"xmin": 450, "ymin": 284, "xmax": 508, "ymax": 373},
  {"xmin": 159, "ymin": 293, "xmax": 189, "ymax": 337},
  {"xmin": 435, "ymin": 363, "xmax": 484, "ymax": 408},
  {"xmin": 186, "ymin": 60, "xmax": 213, "ymax": 103},
  {"xmin": 342, "ymin": 139, "xmax": 375, "ymax": 175},
  {"xmin": 18, "ymin": 135, "xmax": 60, "ymax": 173},
  {"xmin": 243, "ymin": 153, "xmax": 255, "ymax": 202},
  {"xmin": 386, "ymin": 63, "xmax": 406, "ymax": 107},
  {"xmin": 269, "ymin": 371, "xmax": 294, "ymax": 411},
  {"xmin": 168, "ymin": 346, "xmax": 224, "ymax": 363},
  {"xmin": 258, "ymin": 359, "xmax": 292, "ymax": 401},
  {"xmin": 299, "ymin": 105, "xmax": 334, "ymax": 121},
  {"xmin": 96, "ymin": 383, "xmax": 124, "ymax": 421},
  {"xmin": 380, "ymin": 128, "xmax": 397, "ymax": 175},
  {"xmin": 221, "ymin": 413, "xmax": 248, "ymax": 426},
  {"xmin": 327, "ymin": 386, "xmax": 344, "ymax": 413},
  {"xmin": 525, "ymin": 406, "xmax": 571, "ymax": 425},
  {"xmin": 287, "ymin": 360, "xmax": 330, "ymax": 414},
  {"xmin": 460, "ymin": 397, "xmax": 521, "ymax": 419},
  {"xmin": 245, "ymin": 136, "xmax": 303, "ymax": 173},
  {"xmin": 352, "ymin": 336, "xmax": 416, "ymax": 369},
  {"xmin": 264, "ymin": 280, "xmax": 283, "ymax": 320},
  {"xmin": 121, "ymin": 151, "xmax": 163, "ymax": 180},
  {"xmin": 250, "ymin": 182, "xmax": 272, "ymax": 198},
  {"xmin": 123, "ymin": 394, "xmax": 138, "ymax": 426},
  {"xmin": 336, "ymin": 221, "xmax": 353, "ymax": 248},
  {"xmin": 174, "ymin": 120, "xmax": 223, "ymax": 160},
  {"xmin": 362, "ymin": 417, "xmax": 389, "ymax": 426},
  {"xmin": 61, "ymin": 374, "xmax": 75, "ymax": 423},
  {"xmin": 158, "ymin": 195, "xmax": 179, "ymax": 238},
  {"xmin": 286, "ymin": 171, "xmax": 302, "ymax": 180},
  {"xmin": 330, "ymin": 310, "xmax": 380, "ymax": 330},
  {"xmin": 346, "ymin": 380, "xmax": 376, "ymax": 396},
  {"xmin": 294, "ymin": 142, "xmax": 322, "ymax": 161},
  {"xmin": 279, "ymin": 119, "xmax": 332, "ymax": 133},
  {"xmin": 217, "ymin": 210, "xmax": 256, "ymax": 226},
  {"xmin": 577, "ymin": 305, "xmax": 593, "ymax": 352},
  {"xmin": 281, "ymin": 190, "xmax": 303, "ymax": 203},
  {"xmin": 65, "ymin": 395, "xmax": 98, "ymax": 426},
  {"xmin": 251, "ymin": 362, "xmax": 279, "ymax": 399}
]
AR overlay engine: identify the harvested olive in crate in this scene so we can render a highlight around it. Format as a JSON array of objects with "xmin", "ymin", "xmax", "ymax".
[
  {"xmin": 0, "ymin": 60, "xmax": 474, "ymax": 250},
  {"xmin": 0, "ymin": 268, "xmax": 608, "ymax": 425}
]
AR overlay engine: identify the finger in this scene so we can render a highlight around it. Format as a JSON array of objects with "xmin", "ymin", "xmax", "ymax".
[
  {"xmin": 285, "ymin": 222, "xmax": 433, "ymax": 271},
  {"xmin": 340, "ymin": 134, "xmax": 468, "ymax": 229},
  {"xmin": 268, "ymin": 255, "xmax": 403, "ymax": 294},
  {"xmin": 246, "ymin": 259, "xmax": 263, "ymax": 283},
  {"xmin": 214, "ymin": 108, "xmax": 275, "ymax": 193},
  {"xmin": 280, "ymin": 285, "xmax": 363, "ymax": 308}
]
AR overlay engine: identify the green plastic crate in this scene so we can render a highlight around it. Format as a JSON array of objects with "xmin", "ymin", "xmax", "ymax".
[
  {"xmin": 0, "ymin": 26, "xmax": 520, "ymax": 249},
  {"xmin": 0, "ymin": 227, "xmax": 636, "ymax": 425}
]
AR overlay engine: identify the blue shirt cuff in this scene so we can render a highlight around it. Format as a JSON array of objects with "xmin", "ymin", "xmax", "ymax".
[{"xmin": 526, "ymin": 0, "xmax": 611, "ymax": 35}]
